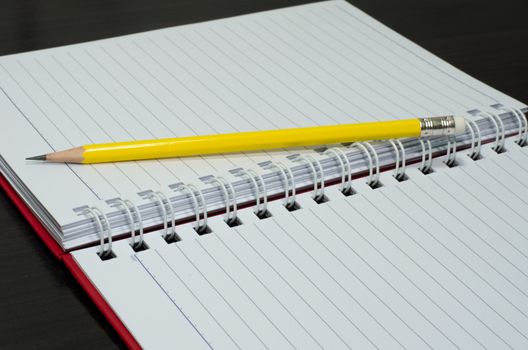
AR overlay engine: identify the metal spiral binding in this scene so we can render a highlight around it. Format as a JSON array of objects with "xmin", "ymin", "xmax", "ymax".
[
  {"xmin": 107, "ymin": 198, "xmax": 144, "ymax": 249},
  {"xmin": 259, "ymin": 161, "xmax": 297, "ymax": 208},
  {"xmin": 418, "ymin": 138, "xmax": 433, "ymax": 174},
  {"xmin": 444, "ymin": 135, "xmax": 457, "ymax": 167},
  {"xmin": 324, "ymin": 147, "xmax": 353, "ymax": 194},
  {"xmin": 288, "ymin": 154, "xmax": 326, "ymax": 201},
  {"xmin": 231, "ymin": 168, "xmax": 269, "ymax": 216},
  {"xmin": 498, "ymin": 106, "xmax": 527, "ymax": 146},
  {"xmin": 80, "ymin": 106, "xmax": 528, "ymax": 257},
  {"xmin": 139, "ymin": 190, "xmax": 176, "ymax": 241},
  {"xmin": 170, "ymin": 183, "xmax": 209, "ymax": 233},
  {"xmin": 349, "ymin": 142, "xmax": 380, "ymax": 187},
  {"xmin": 478, "ymin": 111, "xmax": 505, "ymax": 152},
  {"xmin": 201, "ymin": 175, "xmax": 238, "ymax": 225},
  {"xmin": 465, "ymin": 119, "xmax": 482, "ymax": 160},
  {"xmin": 77, "ymin": 206, "xmax": 113, "ymax": 258},
  {"xmin": 388, "ymin": 139, "xmax": 407, "ymax": 181}
]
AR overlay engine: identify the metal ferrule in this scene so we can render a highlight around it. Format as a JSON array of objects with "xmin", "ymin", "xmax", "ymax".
[{"xmin": 419, "ymin": 115, "xmax": 456, "ymax": 137}]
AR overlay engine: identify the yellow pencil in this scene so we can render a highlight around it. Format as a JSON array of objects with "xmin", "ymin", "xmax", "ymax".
[{"xmin": 27, "ymin": 116, "xmax": 465, "ymax": 164}]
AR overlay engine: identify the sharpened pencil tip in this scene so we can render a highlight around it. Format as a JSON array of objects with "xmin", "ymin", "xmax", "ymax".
[{"xmin": 26, "ymin": 154, "xmax": 47, "ymax": 161}]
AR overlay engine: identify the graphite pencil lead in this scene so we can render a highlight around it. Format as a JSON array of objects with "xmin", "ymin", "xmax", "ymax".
[{"xmin": 25, "ymin": 154, "xmax": 47, "ymax": 161}]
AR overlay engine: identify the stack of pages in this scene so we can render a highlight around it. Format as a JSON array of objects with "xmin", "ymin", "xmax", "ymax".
[
  {"xmin": 0, "ymin": 0, "xmax": 524, "ymax": 250},
  {"xmin": 1, "ymin": 1, "xmax": 527, "ymax": 348}
]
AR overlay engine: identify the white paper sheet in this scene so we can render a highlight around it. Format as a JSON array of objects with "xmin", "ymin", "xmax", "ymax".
[
  {"xmin": 0, "ymin": 0, "xmax": 524, "ymax": 237},
  {"xmin": 74, "ymin": 141, "xmax": 528, "ymax": 349}
]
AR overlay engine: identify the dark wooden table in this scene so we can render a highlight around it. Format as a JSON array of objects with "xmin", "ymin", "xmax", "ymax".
[{"xmin": 0, "ymin": 0, "xmax": 526, "ymax": 348}]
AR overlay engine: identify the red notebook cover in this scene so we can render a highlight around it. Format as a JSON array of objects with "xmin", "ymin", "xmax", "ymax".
[{"xmin": 0, "ymin": 174, "xmax": 141, "ymax": 350}]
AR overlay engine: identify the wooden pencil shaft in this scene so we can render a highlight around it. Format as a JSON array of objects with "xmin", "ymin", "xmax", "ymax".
[
  {"xmin": 28, "ymin": 116, "xmax": 464, "ymax": 164},
  {"xmin": 75, "ymin": 119, "xmax": 420, "ymax": 163}
]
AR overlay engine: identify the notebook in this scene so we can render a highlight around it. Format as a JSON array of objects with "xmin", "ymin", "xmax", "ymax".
[
  {"xmin": 0, "ymin": 0, "xmax": 526, "ymax": 349},
  {"xmin": 72, "ymin": 139, "xmax": 528, "ymax": 349}
]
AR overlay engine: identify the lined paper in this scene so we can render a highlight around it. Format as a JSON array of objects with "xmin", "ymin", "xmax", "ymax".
[
  {"xmin": 73, "ymin": 144, "xmax": 528, "ymax": 349},
  {"xmin": 0, "ymin": 0, "xmax": 524, "ymax": 233}
]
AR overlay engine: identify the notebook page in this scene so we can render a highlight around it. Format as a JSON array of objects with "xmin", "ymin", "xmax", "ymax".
[
  {"xmin": 0, "ymin": 0, "xmax": 524, "ymax": 230},
  {"xmin": 73, "ymin": 143, "xmax": 528, "ymax": 349}
]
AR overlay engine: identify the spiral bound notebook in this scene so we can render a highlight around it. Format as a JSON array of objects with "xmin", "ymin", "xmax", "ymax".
[
  {"xmin": 0, "ymin": 0, "xmax": 527, "ymax": 348},
  {"xmin": 0, "ymin": 0, "xmax": 525, "ymax": 250},
  {"xmin": 72, "ymin": 141, "xmax": 528, "ymax": 349}
]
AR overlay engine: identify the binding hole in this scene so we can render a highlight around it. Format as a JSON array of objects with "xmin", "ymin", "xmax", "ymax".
[
  {"xmin": 421, "ymin": 167, "xmax": 434, "ymax": 175},
  {"xmin": 468, "ymin": 153, "xmax": 483, "ymax": 161},
  {"xmin": 394, "ymin": 173, "xmax": 409, "ymax": 182},
  {"xmin": 369, "ymin": 181, "xmax": 384, "ymax": 190},
  {"xmin": 314, "ymin": 194, "xmax": 330, "ymax": 204},
  {"xmin": 132, "ymin": 240, "xmax": 150, "ymax": 252},
  {"xmin": 285, "ymin": 201, "xmax": 302, "ymax": 211},
  {"xmin": 98, "ymin": 250, "xmax": 116, "ymax": 261},
  {"xmin": 256, "ymin": 209, "xmax": 273, "ymax": 220},
  {"xmin": 226, "ymin": 217, "xmax": 243, "ymax": 228},
  {"xmin": 164, "ymin": 232, "xmax": 181, "ymax": 244},
  {"xmin": 194, "ymin": 225, "xmax": 212, "ymax": 236},
  {"xmin": 341, "ymin": 187, "xmax": 356, "ymax": 197}
]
